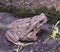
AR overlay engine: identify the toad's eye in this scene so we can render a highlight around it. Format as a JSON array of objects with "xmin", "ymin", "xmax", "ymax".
[{"xmin": 39, "ymin": 20, "xmax": 43, "ymax": 23}]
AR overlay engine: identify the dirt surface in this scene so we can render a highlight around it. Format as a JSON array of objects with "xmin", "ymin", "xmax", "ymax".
[
  {"xmin": 0, "ymin": 13, "xmax": 60, "ymax": 52},
  {"xmin": 0, "ymin": 0, "xmax": 60, "ymax": 10}
]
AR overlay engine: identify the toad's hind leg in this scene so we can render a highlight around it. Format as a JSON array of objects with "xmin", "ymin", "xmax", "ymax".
[{"xmin": 5, "ymin": 30, "xmax": 19, "ymax": 45}]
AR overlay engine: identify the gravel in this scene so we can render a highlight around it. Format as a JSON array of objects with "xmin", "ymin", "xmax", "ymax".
[{"xmin": 0, "ymin": 0, "xmax": 60, "ymax": 10}]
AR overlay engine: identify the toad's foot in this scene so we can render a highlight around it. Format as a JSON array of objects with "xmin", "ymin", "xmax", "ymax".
[{"xmin": 14, "ymin": 42, "xmax": 33, "ymax": 52}]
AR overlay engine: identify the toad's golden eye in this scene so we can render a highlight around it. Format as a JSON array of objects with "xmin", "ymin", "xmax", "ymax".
[{"xmin": 39, "ymin": 20, "xmax": 43, "ymax": 23}]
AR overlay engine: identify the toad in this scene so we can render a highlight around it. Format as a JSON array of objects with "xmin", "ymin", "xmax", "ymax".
[{"xmin": 0, "ymin": 13, "xmax": 48, "ymax": 45}]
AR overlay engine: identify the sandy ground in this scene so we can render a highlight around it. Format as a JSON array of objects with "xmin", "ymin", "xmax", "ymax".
[{"xmin": 0, "ymin": 13, "xmax": 60, "ymax": 52}]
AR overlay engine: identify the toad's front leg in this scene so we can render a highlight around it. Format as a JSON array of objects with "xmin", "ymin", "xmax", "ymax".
[
  {"xmin": 25, "ymin": 31, "xmax": 37, "ymax": 41},
  {"xmin": 6, "ymin": 30, "xmax": 19, "ymax": 45}
]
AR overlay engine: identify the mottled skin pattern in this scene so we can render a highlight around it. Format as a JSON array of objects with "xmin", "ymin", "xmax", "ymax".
[{"xmin": 4, "ymin": 13, "xmax": 48, "ymax": 45}]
